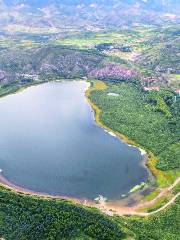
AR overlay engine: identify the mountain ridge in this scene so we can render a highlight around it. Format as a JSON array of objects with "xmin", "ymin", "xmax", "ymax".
[{"xmin": 0, "ymin": 0, "xmax": 179, "ymax": 30}]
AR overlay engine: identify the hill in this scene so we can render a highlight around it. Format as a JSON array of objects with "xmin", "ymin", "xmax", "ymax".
[{"xmin": 0, "ymin": 46, "xmax": 104, "ymax": 84}]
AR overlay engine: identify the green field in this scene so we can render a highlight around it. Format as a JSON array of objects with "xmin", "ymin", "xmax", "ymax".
[{"xmin": 54, "ymin": 30, "xmax": 140, "ymax": 48}]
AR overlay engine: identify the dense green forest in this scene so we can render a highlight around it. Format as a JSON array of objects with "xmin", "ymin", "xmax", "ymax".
[
  {"xmin": 0, "ymin": 185, "xmax": 179, "ymax": 240},
  {"xmin": 0, "ymin": 186, "xmax": 125, "ymax": 240},
  {"xmin": 90, "ymin": 82, "xmax": 180, "ymax": 172}
]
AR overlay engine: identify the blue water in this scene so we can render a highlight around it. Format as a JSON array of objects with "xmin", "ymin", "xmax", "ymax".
[{"xmin": 0, "ymin": 81, "xmax": 147, "ymax": 200}]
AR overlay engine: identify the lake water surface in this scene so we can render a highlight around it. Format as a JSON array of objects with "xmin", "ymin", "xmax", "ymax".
[{"xmin": 0, "ymin": 81, "xmax": 147, "ymax": 200}]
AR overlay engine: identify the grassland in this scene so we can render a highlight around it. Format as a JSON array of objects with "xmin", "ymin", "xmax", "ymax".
[{"xmin": 54, "ymin": 30, "xmax": 140, "ymax": 48}]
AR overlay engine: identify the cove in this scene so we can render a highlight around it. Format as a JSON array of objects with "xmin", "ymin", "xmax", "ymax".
[{"xmin": 0, "ymin": 81, "xmax": 147, "ymax": 200}]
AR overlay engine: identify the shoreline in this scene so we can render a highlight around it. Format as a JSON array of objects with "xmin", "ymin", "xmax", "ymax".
[
  {"xmin": 0, "ymin": 172, "xmax": 96, "ymax": 207},
  {"xmin": 0, "ymin": 172, "xmax": 179, "ymax": 217},
  {"xmin": 0, "ymin": 79, "xmax": 178, "ymax": 216}
]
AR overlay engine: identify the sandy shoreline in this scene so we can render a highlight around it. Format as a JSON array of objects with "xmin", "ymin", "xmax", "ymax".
[
  {"xmin": 0, "ymin": 172, "xmax": 122, "ymax": 216},
  {"xmin": 0, "ymin": 172, "xmax": 96, "ymax": 207},
  {"xmin": 1, "ymin": 171, "xmax": 179, "ymax": 217}
]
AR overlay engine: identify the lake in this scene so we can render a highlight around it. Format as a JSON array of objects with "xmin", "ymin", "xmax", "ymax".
[{"xmin": 0, "ymin": 81, "xmax": 147, "ymax": 200}]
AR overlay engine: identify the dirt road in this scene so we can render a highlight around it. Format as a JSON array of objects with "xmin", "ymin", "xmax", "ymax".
[{"xmin": 99, "ymin": 177, "xmax": 180, "ymax": 217}]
